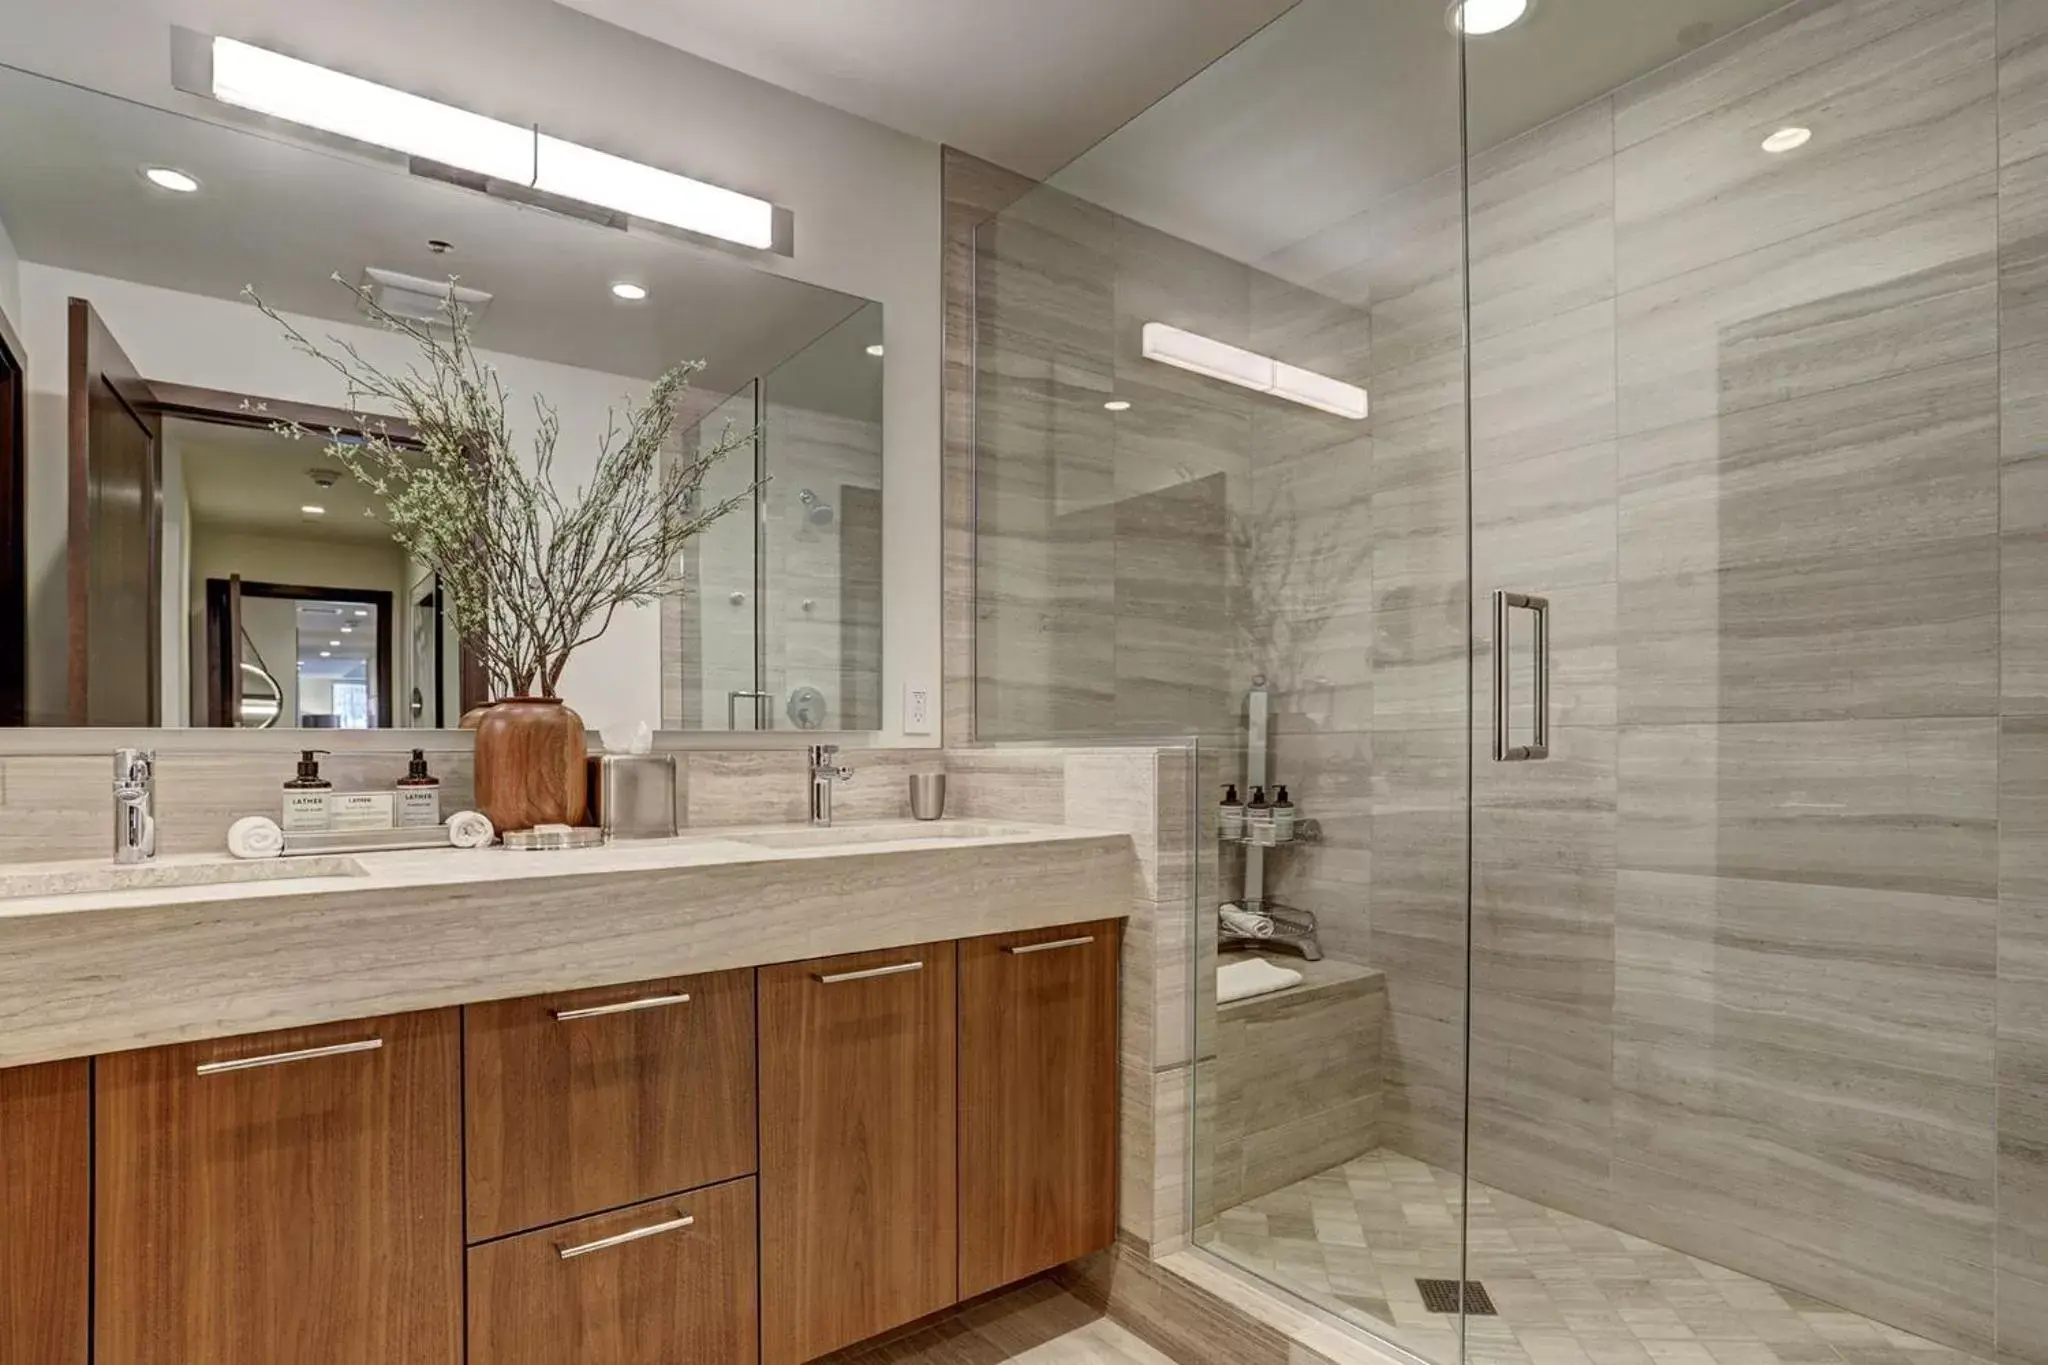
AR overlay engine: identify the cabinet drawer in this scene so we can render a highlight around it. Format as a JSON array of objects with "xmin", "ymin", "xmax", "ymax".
[
  {"xmin": 465, "ymin": 969, "xmax": 755, "ymax": 1240},
  {"xmin": 959, "ymin": 920, "xmax": 1122, "ymax": 1297},
  {"xmin": 759, "ymin": 943, "xmax": 956, "ymax": 1365},
  {"xmin": 95, "ymin": 1009, "xmax": 463, "ymax": 1365},
  {"xmin": 469, "ymin": 1177, "xmax": 757, "ymax": 1365}
]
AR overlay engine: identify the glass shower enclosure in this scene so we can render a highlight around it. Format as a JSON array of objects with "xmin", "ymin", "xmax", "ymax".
[{"xmin": 971, "ymin": 1, "xmax": 2047, "ymax": 1363}]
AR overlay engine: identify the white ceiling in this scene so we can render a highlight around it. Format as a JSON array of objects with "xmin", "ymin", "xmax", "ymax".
[
  {"xmin": 1049, "ymin": 0, "xmax": 1800, "ymax": 270},
  {"xmin": 547, "ymin": 0, "xmax": 1298, "ymax": 178},
  {"xmin": 173, "ymin": 420, "xmax": 395, "ymax": 542}
]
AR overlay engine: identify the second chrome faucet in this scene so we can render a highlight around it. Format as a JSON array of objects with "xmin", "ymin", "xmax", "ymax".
[{"xmin": 808, "ymin": 745, "xmax": 853, "ymax": 826}]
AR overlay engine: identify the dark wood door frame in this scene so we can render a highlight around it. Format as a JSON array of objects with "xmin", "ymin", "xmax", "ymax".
[
  {"xmin": 68, "ymin": 299, "xmax": 163, "ymax": 726},
  {"xmin": 204, "ymin": 579, "xmax": 395, "ymax": 728},
  {"xmin": 0, "ymin": 310, "xmax": 24, "ymax": 726}
]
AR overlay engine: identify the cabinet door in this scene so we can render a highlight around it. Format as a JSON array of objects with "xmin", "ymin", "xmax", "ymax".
[
  {"xmin": 759, "ymin": 943, "xmax": 956, "ymax": 1365},
  {"xmin": 0, "ymin": 1060, "xmax": 89, "ymax": 1365},
  {"xmin": 958, "ymin": 920, "xmax": 1122, "ymax": 1298},
  {"xmin": 469, "ymin": 1176, "xmax": 757, "ymax": 1365},
  {"xmin": 465, "ymin": 969, "xmax": 756, "ymax": 1241},
  {"xmin": 95, "ymin": 1009, "xmax": 463, "ymax": 1365}
]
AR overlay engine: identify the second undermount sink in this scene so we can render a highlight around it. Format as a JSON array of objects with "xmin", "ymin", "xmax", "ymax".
[
  {"xmin": 733, "ymin": 821, "xmax": 1039, "ymax": 850},
  {"xmin": 0, "ymin": 855, "xmax": 369, "ymax": 901}
]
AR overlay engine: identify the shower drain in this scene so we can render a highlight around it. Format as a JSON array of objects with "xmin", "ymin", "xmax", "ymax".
[{"xmin": 1416, "ymin": 1279, "xmax": 1497, "ymax": 1315}]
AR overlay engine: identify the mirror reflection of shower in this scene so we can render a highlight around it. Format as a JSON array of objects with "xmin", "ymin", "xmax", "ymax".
[
  {"xmin": 237, "ymin": 633, "xmax": 283, "ymax": 729},
  {"xmin": 798, "ymin": 488, "xmax": 835, "ymax": 531}
]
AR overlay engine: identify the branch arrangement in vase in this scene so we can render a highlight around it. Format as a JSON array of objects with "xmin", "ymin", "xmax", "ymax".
[{"xmin": 245, "ymin": 275, "xmax": 758, "ymax": 699}]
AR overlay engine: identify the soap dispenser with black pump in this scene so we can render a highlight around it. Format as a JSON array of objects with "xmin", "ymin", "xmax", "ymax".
[
  {"xmin": 282, "ymin": 749, "xmax": 333, "ymax": 833},
  {"xmin": 395, "ymin": 749, "xmax": 442, "ymax": 827}
]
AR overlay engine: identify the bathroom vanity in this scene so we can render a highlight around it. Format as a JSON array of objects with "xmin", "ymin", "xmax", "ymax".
[{"xmin": 0, "ymin": 821, "xmax": 1130, "ymax": 1365}]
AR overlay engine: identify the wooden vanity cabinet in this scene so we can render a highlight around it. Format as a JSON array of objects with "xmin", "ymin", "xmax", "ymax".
[
  {"xmin": 0, "ymin": 1059, "xmax": 89, "ymax": 1365},
  {"xmin": 957, "ymin": 920, "xmax": 1123, "ymax": 1297},
  {"xmin": 758, "ymin": 942, "xmax": 958, "ymax": 1365},
  {"xmin": 468, "ymin": 1176, "xmax": 758, "ymax": 1365},
  {"xmin": 464, "ymin": 968, "xmax": 756, "ymax": 1241},
  {"xmin": 93, "ymin": 1009, "xmax": 463, "ymax": 1365}
]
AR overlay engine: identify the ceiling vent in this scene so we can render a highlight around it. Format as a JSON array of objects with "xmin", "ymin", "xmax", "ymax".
[{"xmin": 358, "ymin": 267, "xmax": 493, "ymax": 328}]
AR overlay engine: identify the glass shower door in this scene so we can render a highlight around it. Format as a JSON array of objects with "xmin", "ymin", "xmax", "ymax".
[{"xmin": 1464, "ymin": 4, "xmax": 2034, "ymax": 1364}]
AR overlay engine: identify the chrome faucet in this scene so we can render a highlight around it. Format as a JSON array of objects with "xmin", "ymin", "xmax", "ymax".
[
  {"xmin": 113, "ymin": 748, "xmax": 156, "ymax": 864},
  {"xmin": 808, "ymin": 744, "xmax": 853, "ymax": 827}
]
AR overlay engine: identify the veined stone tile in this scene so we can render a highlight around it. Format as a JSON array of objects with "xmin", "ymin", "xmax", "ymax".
[
  {"xmin": 1470, "ymin": 101, "xmax": 1618, "ymax": 344},
  {"xmin": 1472, "ymin": 300, "xmax": 1618, "ymax": 469},
  {"xmin": 1612, "ymin": 0, "xmax": 1965, "ymax": 150},
  {"xmin": 1618, "ymin": 355, "xmax": 1999, "ymax": 579},
  {"xmin": 1614, "ymin": 1, "xmax": 1995, "ymax": 293},
  {"xmin": 1617, "ymin": 719, "xmax": 1998, "ymax": 898},
  {"xmin": 1997, "ymin": 716, "xmax": 2048, "ymax": 1365},
  {"xmin": 1618, "ymin": 535, "xmax": 1998, "ymax": 724},
  {"xmin": 1615, "ymin": 175, "xmax": 1997, "ymax": 438},
  {"xmin": 2001, "ymin": 0, "xmax": 2048, "ymax": 169}
]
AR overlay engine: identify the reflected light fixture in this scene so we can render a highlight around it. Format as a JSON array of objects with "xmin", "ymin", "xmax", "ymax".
[
  {"xmin": 353, "ymin": 608, "xmax": 368, "ymax": 617},
  {"xmin": 318, "ymin": 651, "xmax": 332, "ymax": 658},
  {"xmin": 610, "ymin": 282, "xmax": 648, "ymax": 301},
  {"xmin": 340, "ymin": 625, "xmax": 354, "ymax": 633},
  {"xmin": 1449, "ymin": 0, "xmax": 1530, "ymax": 35},
  {"xmin": 865, "ymin": 344, "xmax": 885, "ymax": 357},
  {"xmin": 204, "ymin": 37, "xmax": 779, "ymax": 249},
  {"xmin": 1104, "ymin": 400, "xmax": 1132, "ymax": 412},
  {"xmin": 1141, "ymin": 323, "xmax": 1368, "ymax": 420},
  {"xmin": 1762, "ymin": 126, "xmax": 1813, "ymax": 154},
  {"xmin": 328, "ymin": 640, "xmax": 342, "ymax": 647},
  {"xmin": 142, "ymin": 167, "xmax": 200, "ymax": 193},
  {"xmin": 300, "ymin": 504, "xmax": 326, "ymax": 515}
]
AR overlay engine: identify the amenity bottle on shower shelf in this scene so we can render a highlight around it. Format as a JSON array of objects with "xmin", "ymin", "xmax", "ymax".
[
  {"xmin": 1220, "ymin": 784, "xmax": 1245, "ymax": 839},
  {"xmin": 1246, "ymin": 786, "xmax": 1275, "ymax": 846},
  {"xmin": 1272, "ymin": 786, "xmax": 1296, "ymax": 843}
]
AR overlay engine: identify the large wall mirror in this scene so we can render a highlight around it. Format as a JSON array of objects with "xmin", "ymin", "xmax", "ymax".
[{"xmin": 0, "ymin": 62, "xmax": 884, "ymax": 733}]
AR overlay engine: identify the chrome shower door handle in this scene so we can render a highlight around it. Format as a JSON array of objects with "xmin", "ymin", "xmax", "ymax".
[{"xmin": 1491, "ymin": 590, "xmax": 1550, "ymax": 762}]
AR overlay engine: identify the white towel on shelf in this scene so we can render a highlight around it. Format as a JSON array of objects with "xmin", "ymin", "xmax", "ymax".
[
  {"xmin": 1218, "ymin": 956, "xmax": 1304, "ymax": 1004},
  {"xmin": 1219, "ymin": 903, "xmax": 1275, "ymax": 939},
  {"xmin": 227, "ymin": 816, "xmax": 285, "ymax": 860}
]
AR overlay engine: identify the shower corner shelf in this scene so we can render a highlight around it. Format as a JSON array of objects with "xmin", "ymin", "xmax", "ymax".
[
  {"xmin": 1218, "ymin": 900, "xmax": 1323, "ymax": 961},
  {"xmin": 1217, "ymin": 817, "xmax": 1321, "ymax": 848}
]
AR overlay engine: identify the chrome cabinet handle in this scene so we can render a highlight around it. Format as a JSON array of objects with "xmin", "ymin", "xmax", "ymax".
[
  {"xmin": 557, "ymin": 1213, "xmax": 694, "ymax": 1260},
  {"xmin": 552, "ymin": 992, "xmax": 692, "ymax": 1021},
  {"xmin": 1005, "ymin": 935, "xmax": 1096, "ymax": 955},
  {"xmin": 1491, "ymin": 589, "xmax": 1551, "ymax": 762},
  {"xmin": 815, "ymin": 960, "xmax": 924, "ymax": 984},
  {"xmin": 196, "ymin": 1037, "xmax": 383, "ymax": 1075}
]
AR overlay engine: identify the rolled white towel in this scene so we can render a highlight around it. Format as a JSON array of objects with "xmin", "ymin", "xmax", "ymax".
[
  {"xmin": 1219, "ymin": 903, "xmax": 1275, "ymax": 939},
  {"xmin": 445, "ymin": 810, "xmax": 496, "ymax": 849},
  {"xmin": 227, "ymin": 816, "xmax": 285, "ymax": 860}
]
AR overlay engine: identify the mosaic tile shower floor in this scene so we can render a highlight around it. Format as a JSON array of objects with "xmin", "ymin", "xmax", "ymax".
[{"xmin": 1202, "ymin": 1149, "xmax": 1985, "ymax": 1365}]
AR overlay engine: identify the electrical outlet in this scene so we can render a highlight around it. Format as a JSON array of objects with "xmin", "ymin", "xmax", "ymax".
[{"xmin": 903, "ymin": 682, "xmax": 933, "ymax": 736}]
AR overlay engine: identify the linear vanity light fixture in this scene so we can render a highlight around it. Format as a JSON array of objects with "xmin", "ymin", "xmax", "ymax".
[
  {"xmin": 195, "ymin": 37, "xmax": 780, "ymax": 251},
  {"xmin": 1140, "ymin": 322, "xmax": 1368, "ymax": 420}
]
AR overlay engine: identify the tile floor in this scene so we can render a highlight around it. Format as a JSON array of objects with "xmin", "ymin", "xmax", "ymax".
[
  {"xmin": 1201, "ymin": 1149, "xmax": 1985, "ymax": 1365},
  {"xmin": 816, "ymin": 1277, "xmax": 1178, "ymax": 1364}
]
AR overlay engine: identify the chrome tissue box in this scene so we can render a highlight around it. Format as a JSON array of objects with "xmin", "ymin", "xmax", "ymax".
[{"xmin": 587, "ymin": 754, "xmax": 678, "ymax": 840}]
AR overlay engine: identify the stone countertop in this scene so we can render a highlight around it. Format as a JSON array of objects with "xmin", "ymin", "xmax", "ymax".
[{"xmin": 0, "ymin": 820, "xmax": 1134, "ymax": 1069}]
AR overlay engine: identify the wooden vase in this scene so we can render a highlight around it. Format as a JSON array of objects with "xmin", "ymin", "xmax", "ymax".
[{"xmin": 473, "ymin": 696, "xmax": 588, "ymax": 833}]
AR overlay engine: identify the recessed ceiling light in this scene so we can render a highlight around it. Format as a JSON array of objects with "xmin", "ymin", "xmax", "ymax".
[
  {"xmin": 1104, "ymin": 400, "xmax": 1132, "ymax": 412},
  {"xmin": 1761, "ymin": 126, "xmax": 1813, "ymax": 154},
  {"xmin": 610, "ymin": 282, "xmax": 648, "ymax": 301},
  {"xmin": 329, "ymin": 640, "xmax": 341, "ymax": 647},
  {"xmin": 300, "ymin": 504, "xmax": 326, "ymax": 515},
  {"xmin": 142, "ymin": 167, "xmax": 200, "ymax": 193},
  {"xmin": 319, "ymin": 651, "xmax": 332, "ymax": 658},
  {"xmin": 1448, "ymin": 0, "xmax": 1530, "ymax": 35},
  {"xmin": 353, "ymin": 608, "xmax": 368, "ymax": 617},
  {"xmin": 865, "ymin": 343, "xmax": 885, "ymax": 357},
  {"xmin": 340, "ymin": 625, "xmax": 354, "ymax": 633}
]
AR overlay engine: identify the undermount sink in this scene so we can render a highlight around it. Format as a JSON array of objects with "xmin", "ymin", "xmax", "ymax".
[
  {"xmin": 734, "ymin": 821, "xmax": 1037, "ymax": 850},
  {"xmin": 0, "ymin": 855, "xmax": 369, "ymax": 900}
]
